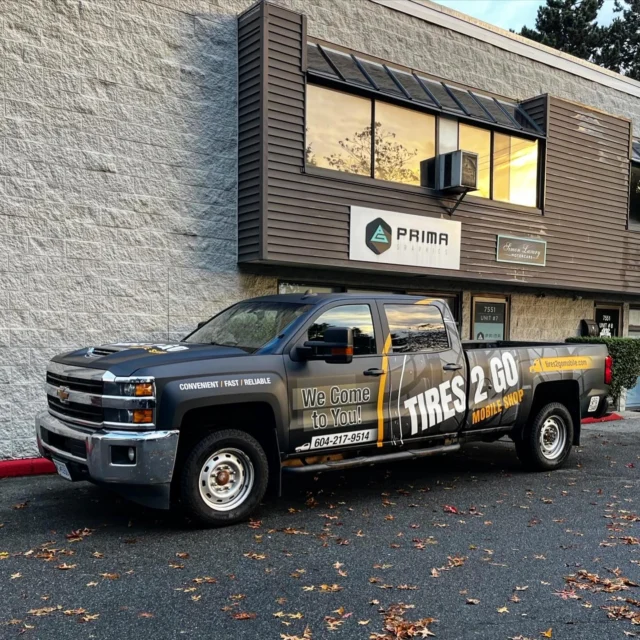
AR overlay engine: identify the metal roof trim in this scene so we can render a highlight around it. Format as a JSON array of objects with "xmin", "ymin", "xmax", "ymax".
[{"xmin": 306, "ymin": 42, "xmax": 545, "ymax": 137}]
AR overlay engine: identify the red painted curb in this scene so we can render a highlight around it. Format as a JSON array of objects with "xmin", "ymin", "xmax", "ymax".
[
  {"xmin": 581, "ymin": 412, "xmax": 623, "ymax": 425},
  {"xmin": 0, "ymin": 458, "xmax": 56, "ymax": 478}
]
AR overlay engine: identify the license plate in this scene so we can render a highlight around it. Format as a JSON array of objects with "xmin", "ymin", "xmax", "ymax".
[{"xmin": 53, "ymin": 459, "xmax": 72, "ymax": 481}]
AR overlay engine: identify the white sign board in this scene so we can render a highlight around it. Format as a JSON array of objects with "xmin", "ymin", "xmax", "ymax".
[{"xmin": 349, "ymin": 206, "xmax": 461, "ymax": 270}]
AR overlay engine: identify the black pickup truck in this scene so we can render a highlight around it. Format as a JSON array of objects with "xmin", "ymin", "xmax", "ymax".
[{"xmin": 36, "ymin": 293, "xmax": 611, "ymax": 526}]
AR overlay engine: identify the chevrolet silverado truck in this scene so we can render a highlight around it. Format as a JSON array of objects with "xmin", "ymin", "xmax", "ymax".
[{"xmin": 36, "ymin": 293, "xmax": 611, "ymax": 526}]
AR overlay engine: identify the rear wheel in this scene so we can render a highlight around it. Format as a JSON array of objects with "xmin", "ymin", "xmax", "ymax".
[
  {"xmin": 515, "ymin": 402, "xmax": 574, "ymax": 471},
  {"xmin": 180, "ymin": 429, "xmax": 268, "ymax": 527}
]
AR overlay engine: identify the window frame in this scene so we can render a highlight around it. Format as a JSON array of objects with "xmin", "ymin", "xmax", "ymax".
[
  {"xmin": 286, "ymin": 300, "xmax": 384, "ymax": 358},
  {"xmin": 628, "ymin": 160, "xmax": 640, "ymax": 231},
  {"xmin": 470, "ymin": 295, "xmax": 511, "ymax": 341},
  {"xmin": 594, "ymin": 303, "xmax": 622, "ymax": 338},
  {"xmin": 380, "ymin": 302, "xmax": 452, "ymax": 355},
  {"xmin": 303, "ymin": 78, "xmax": 544, "ymax": 212}
]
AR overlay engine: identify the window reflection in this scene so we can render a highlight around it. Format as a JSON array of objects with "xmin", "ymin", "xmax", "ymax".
[
  {"xmin": 493, "ymin": 133, "xmax": 538, "ymax": 207},
  {"xmin": 306, "ymin": 85, "xmax": 372, "ymax": 176},
  {"xmin": 459, "ymin": 124, "xmax": 491, "ymax": 198},
  {"xmin": 374, "ymin": 102, "xmax": 435, "ymax": 185},
  {"xmin": 629, "ymin": 162, "xmax": 640, "ymax": 227},
  {"xmin": 384, "ymin": 305, "xmax": 449, "ymax": 353},
  {"xmin": 308, "ymin": 305, "xmax": 376, "ymax": 355}
]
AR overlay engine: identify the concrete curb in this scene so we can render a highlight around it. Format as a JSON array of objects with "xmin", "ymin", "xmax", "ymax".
[{"xmin": 0, "ymin": 458, "xmax": 55, "ymax": 479}]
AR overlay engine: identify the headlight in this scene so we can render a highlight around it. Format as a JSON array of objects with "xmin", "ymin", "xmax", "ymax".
[{"xmin": 122, "ymin": 382, "xmax": 154, "ymax": 397}]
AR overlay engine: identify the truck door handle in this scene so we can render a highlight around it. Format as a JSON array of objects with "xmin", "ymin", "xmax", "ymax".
[
  {"xmin": 443, "ymin": 363, "xmax": 462, "ymax": 371},
  {"xmin": 364, "ymin": 368, "xmax": 384, "ymax": 376}
]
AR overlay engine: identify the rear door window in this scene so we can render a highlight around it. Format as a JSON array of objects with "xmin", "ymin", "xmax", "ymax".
[{"xmin": 384, "ymin": 304, "xmax": 449, "ymax": 353}]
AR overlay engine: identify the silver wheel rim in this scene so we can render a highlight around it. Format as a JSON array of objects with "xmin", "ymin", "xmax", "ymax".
[
  {"xmin": 198, "ymin": 448, "xmax": 254, "ymax": 512},
  {"xmin": 539, "ymin": 416, "xmax": 567, "ymax": 460}
]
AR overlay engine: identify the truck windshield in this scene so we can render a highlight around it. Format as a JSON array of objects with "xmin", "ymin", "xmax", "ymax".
[{"xmin": 183, "ymin": 301, "xmax": 311, "ymax": 353}]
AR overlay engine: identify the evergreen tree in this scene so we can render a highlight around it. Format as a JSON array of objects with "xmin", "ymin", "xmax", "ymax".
[
  {"xmin": 597, "ymin": 1, "xmax": 640, "ymax": 80},
  {"xmin": 519, "ymin": 0, "xmax": 604, "ymax": 61}
]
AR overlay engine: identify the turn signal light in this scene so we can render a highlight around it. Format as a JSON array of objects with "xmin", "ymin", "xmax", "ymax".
[
  {"xmin": 604, "ymin": 355, "xmax": 613, "ymax": 385},
  {"xmin": 330, "ymin": 347, "xmax": 354, "ymax": 356},
  {"xmin": 133, "ymin": 409, "xmax": 153, "ymax": 424},
  {"xmin": 134, "ymin": 382, "xmax": 154, "ymax": 397}
]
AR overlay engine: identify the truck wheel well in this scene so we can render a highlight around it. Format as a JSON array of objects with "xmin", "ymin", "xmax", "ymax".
[
  {"xmin": 527, "ymin": 380, "xmax": 581, "ymax": 445},
  {"xmin": 173, "ymin": 402, "xmax": 281, "ymax": 499}
]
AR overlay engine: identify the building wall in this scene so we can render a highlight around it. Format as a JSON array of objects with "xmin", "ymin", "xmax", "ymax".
[
  {"xmin": 0, "ymin": 0, "xmax": 277, "ymax": 459},
  {"xmin": 2, "ymin": 0, "xmax": 640, "ymax": 459},
  {"xmin": 460, "ymin": 292, "xmax": 594, "ymax": 342}
]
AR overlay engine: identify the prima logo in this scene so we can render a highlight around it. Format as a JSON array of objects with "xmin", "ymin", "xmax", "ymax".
[{"xmin": 366, "ymin": 217, "xmax": 392, "ymax": 255}]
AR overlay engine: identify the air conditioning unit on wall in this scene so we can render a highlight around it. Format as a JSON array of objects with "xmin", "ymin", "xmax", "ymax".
[{"xmin": 420, "ymin": 150, "xmax": 479, "ymax": 194}]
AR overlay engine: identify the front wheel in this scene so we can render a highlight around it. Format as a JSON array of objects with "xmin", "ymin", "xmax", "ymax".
[
  {"xmin": 515, "ymin": 402, "xmax": 574, "ymax": 471},
  {"xmin": 180, "ymin": 429, "xmax": 269, "ymax": 527}
]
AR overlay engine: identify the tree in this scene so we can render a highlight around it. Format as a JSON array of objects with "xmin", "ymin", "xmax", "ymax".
[
  {"xmin": 519, "ymin": 0, "xmax": 604, "ymax": 61},
  {"xmin": 597, "ymin": 1, "xmax": 640, "ymax": 80},
  {"xmin": 324, "ymin": 122, "xmax": 420, "ymax": 183}
]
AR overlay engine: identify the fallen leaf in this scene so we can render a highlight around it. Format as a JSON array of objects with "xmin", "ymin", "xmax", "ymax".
[
  {"xmin": 80, "ymin": 613, "xmax": 99, "ymax": 622},
  {"xmin": 232, "ymin": 612, "xmax": 257, "ymax": 620},
  {"xmin": 497, "ymin": 606, "xmax": 509, "ymax": 614},
  {"xmin": 99, "ymin": 572, "xmax": 120, "ymax": 580},
  {"xmin": 541, "ymin": 629, "xmax": 552, "ymax": 638},
  {"xmin": 10, "ymin": 572, "xmax": 21, "ymax": 579},
  {"xmin": 139, "ymin": 612, "xmax": 154, "ymax": 618},
  {"xmin": 176, "ymin": 552, "xmax": 190, "ymax": 559},
  {"xmin": 56, "ymin": 563, "xmax": 76, "ymax": 570},
  {"xmin": 466, "ymin": 598, "xmax": 480, "ymax": 605}
]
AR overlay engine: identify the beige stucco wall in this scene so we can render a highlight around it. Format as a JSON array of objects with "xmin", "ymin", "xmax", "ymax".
[{"xmin": 461, "ymin": 292, "xmax": 602, "ymax": 342}]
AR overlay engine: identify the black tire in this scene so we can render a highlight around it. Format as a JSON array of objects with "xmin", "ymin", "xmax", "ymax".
[
  {"xmin": 515, "ymin": 402, "xmax": 574, "ymax": 471},
  {"xmin": 180, "ymin": 429, "xmax": 268, "ymax": 527}
]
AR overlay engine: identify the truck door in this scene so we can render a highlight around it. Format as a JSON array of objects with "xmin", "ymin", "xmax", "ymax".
[
  {"xmin": 284, "ymin": 302, "xmax": 389, "ymax": 454},
  {"xmin": 378, "ymin": 300, "xmax": 467, "ymax": 443}
]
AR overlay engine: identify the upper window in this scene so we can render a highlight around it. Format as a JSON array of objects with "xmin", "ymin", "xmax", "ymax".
[
  {"xmin": 459, "ymin": 124, "xmax": 491, "ymax": 199},
  {"xmin": 306, "ymin": 84, "xmax": 541, "ymax": 208},
  {"xmin": 306, "ymin": 85, "xmax": 436, "ymax": 186},
  {"xmin": 306, "ymin": 85, "xmax": 372, "ymax": 176},
  {"xmin": 374, "ymin": 102, "xmax": 435, "ymax": 185},
  {"xmin": 629, "ymin": 162, "xmax": 640, "ymax": 227},
  {"xmin": 384, "ymin": 304, "xmax": 449, "ymax": 353},
  {"xmin": 308, "ymin": 304, "xmax": 376, "ymax": 355},
  {"xmin": 493, "ymin": 133, "xmax": 539, "ymax": 207}
]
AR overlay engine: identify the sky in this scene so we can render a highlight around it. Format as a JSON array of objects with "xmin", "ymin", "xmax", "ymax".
[{"xmin": 431, "ymin": 0, "xmax": 618, "ymax": 32}]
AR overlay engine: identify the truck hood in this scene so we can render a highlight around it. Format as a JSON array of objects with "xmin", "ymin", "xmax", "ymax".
[{"xmin": 52, "ymin": 342, "xmax": 250, "ymax": 376}]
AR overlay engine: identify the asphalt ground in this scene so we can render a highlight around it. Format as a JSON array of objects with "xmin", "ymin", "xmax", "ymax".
[{"xmin": 0, "ymin": 422, "xmax": 639, "ymax": 640}]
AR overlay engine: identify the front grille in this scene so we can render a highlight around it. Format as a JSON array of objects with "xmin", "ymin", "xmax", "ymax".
[
  {"xmin": 41, "ymin": 428, "xmax": 87, "ymax": 460},
  {"xmin": 46, "ymin": 371, "xmax": 103, "ymax": 395},
  {"xmin": 48, "ymin": 396, "xmax": 103, "ymax": 425}
]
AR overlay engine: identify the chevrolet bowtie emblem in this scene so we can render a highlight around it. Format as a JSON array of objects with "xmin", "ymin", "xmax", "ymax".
[{"xmin": 56, "ymin": 387, "xmax": 70, "ymax": 404}]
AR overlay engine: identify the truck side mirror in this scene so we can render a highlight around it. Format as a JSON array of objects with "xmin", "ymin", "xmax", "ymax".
[{"xmin": 297, "ymin": 327, "xmax": 354, "ymax": 364}]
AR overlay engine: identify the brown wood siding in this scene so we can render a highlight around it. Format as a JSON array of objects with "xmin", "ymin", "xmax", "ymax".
[
  {"xmin": 242, "ymin": 4, "xmax": 637, "ymax": 295},
  {"xmin": 237, "ymin": 4, "xmax": 265, "ymax": 262}
]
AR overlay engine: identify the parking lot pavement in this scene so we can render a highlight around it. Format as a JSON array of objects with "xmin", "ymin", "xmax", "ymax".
[{"xmin": 1, "ymin": 423, "xmax": 639, "ymax": 640}]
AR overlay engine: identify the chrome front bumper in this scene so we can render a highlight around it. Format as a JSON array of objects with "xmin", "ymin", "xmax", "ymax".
[{"xmin": 35, "ymin": 410, "xmax": 179, "ymax": 485}]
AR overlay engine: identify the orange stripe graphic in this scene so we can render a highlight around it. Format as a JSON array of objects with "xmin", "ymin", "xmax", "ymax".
[{"xmin": 377, "ymin": 334, "xmax": 392, "ymax": 448}]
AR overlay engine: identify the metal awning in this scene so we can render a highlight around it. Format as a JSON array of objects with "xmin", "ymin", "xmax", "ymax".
[{"xmin": 306, "ymin": 42, "xmax": 545, "ymax": 137}]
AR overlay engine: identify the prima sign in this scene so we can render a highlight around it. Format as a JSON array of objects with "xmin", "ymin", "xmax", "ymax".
[{"xmin": 350, "ymin": 206, "xmax": 461, "ymax": 270}]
